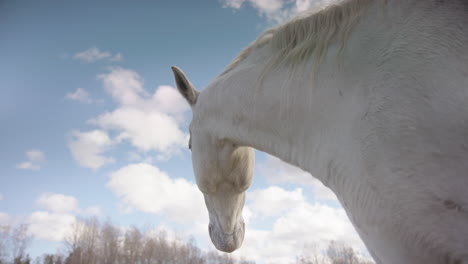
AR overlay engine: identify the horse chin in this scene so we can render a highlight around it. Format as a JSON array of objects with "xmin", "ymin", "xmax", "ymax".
[{"xmin": 209, "ymin": 220, "xmax": 245, "ymax": 253}]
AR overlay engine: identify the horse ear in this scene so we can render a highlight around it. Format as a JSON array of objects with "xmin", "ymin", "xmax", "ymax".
[{"xmin": 171, "ymin": 66, "xmax": 199, "ymax": 105}]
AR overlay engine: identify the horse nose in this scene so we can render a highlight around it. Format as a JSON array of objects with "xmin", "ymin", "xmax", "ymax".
[{"xmin": 208, "ymin": 220, "xmax": 245, "ymax": 253}]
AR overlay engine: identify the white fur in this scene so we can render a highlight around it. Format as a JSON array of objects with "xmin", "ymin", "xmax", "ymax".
[{"xmin": 180, "ymin": 1, "xmax": 468, "ymax": 263}]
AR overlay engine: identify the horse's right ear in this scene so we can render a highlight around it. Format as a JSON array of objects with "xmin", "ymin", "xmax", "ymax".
[{"xmin": 171, "ymin": 66, "xmax": 199, "ymax": 105}]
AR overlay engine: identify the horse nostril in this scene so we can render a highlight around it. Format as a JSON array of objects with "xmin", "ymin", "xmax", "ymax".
[{"xmin": 208, "ymin": 224, "xmax": 213, "ymax": 236}]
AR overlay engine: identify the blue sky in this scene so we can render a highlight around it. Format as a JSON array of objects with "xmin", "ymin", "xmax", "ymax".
[{"xmin": 0, "ymin": 0, "xmax": 369, "ymax": 263}]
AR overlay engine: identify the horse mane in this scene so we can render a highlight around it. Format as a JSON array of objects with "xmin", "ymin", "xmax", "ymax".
[{"xmin": 222, "ymin": 0, "xmax": 381, "ymax": 76}]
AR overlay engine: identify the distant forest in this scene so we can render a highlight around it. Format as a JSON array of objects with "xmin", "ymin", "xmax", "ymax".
[{"xmin": 0, "ymin": 218, "xmax": 374, "ymax": 264}]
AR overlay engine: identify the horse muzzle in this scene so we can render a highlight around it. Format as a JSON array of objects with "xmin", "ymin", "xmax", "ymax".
[{"xmin": 208, "ymin": 219, "xmax": 245, "ymax": 253}]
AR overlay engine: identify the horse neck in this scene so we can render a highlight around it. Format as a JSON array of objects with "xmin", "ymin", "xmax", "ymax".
[{"xmin": 199, "ymin": 61, "xmax": 355, "ymax": 188}]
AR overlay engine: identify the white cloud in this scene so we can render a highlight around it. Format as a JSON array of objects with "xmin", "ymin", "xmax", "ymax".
[
  {"xmin": 97, "ymin": 68, "xmax": 189, "ymax": 114},
  {"xmin": 91, "ymin": 68, "xmax": 188, "ymax": 155},
  {"xmin": 272, "ymin": 203, "xmax": 361, "ymax": 245},
  {"xmin": 73, "ymin": 47, "xmax": 123, "ymax": 63},
  {"xmin": 74, "ymin": 47, "xmax": 110, "ymax": 62},
  {"xmin": 27, "ymin": 150, "xmax": 45, "ymax": 162},
  {"xmin": 66, "ymin": 88, "xmax": 92, "ymax": 104},
  {"xmin": 127, "ymin": 151, "xmax": 143, "ymax": 162},
  {"xmin": 97, "ymin": 67, "xmax": 147, "ymax": 106},
  {"xmin": 110, "ymin": 53, "xmax": 123, "ymax": 62},
  {"xmin": 231, "ymin": 186, "xmax": 365, "ymax": 263},
  {"xmin": 107, "ymin": 163, "xmax": 207, "ymax": 223},
  {"xmin": 28, "ymin": 211, "xmax": 76, "ymax": 241},
  {"xmin": 294, "ymin": 0, "xmax": 324, "ymax": 12},
  {"xmin": 259, "ymin": 155, "xmax": 337, "ymax": 201},
  {"xmin": 151, "ymin": 85, "xmax": 190, "ymax": 115},
  {"xmin": 36, "ymin": 193, "xmax": 79, "ymax": 213},
  {"xmin": 221, "ymin": 0, "xmax": 338, "ymax": 23},
  {"xmin": 16, "ymin": 149, "xmax": 46, "ymax": 170},
  {"xmin": 249, "ymin": 0, "xmax": 284, "ymax": 14},
  {"xmin": 222, "ymin": 0, "xmax": 245, "ymax": 8},
  {"xmin": 222, "ymin": 0, "xmax": 286, "ymax": 22},
  {"xmin": 68, "ymin": 130, "xmax": 114, "ymax": 170},
  {"xmin": 260, "ymin": 155, "xmax": 311, "ymax": 184},
  {"xmin": 28, "ymin": 194, "xmax": 103, "ymax": 241},
  {"xmin": 93, "ymin": 107, "xmax": 187, "ymax": 154},
  {"xmin": 242, "ymin": 206, "xmax": 253, "ymax": 225},
  {"xmin": 16, "ymin": 162, "xmax": 40, "ymax": 170},
  {"xmin": 68, "ymin": 68, "xmax": 189, "ymax": 167},
  {"xmin": 144, "ymin": 223, "xmax": 208, "ymax": 249},
  {"xmin": 83, "ymin": 206, "xmax": 102, "ymax": 216},
  {"xmin": 249, "ymin": 186, "xmax": 305, "ymax": 217},
  {"xmin": 0, "ymin": 212, "xmax": 9, "ymax": 225}
]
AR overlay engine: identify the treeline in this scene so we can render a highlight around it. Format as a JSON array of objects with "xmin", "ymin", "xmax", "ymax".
[
  {"xmin": 296, "ymin": 241, "xmax": 375, "ymax": 264},
  {"xmin": 0, "ymin": 218, "xmax": 253, "ymax": 264},
  {"xmin": 0, "ymin": 219, "xmax": 374, "ymax": 264},
  {"xmin": 42, "ymin": 218, "xmax": 254, "ymax": 264}
]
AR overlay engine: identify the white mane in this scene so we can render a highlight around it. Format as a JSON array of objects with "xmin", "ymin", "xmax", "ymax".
[{"xmin": 222, "ymin": 0, "xmax": 380, "ymax": 76}]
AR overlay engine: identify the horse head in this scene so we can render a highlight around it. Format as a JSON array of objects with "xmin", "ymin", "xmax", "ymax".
[{"xmin": 171, "ymin": 66, "xmax": 255, "ymax": 252}]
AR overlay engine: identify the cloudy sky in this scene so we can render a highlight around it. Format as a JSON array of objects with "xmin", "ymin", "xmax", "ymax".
[{"xmin": 0, "ymin": 0, "xmax": 367, "ymax": 263}]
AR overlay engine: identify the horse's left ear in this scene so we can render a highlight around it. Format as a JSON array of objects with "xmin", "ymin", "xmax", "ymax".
[{"xmin": 171, "ymin": 66, "xmax": 199, "ymax": 105}]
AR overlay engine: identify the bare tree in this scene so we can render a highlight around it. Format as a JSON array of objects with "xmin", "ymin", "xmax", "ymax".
[
  {"xmin": 11, "ymin": 224, "xmax": 32, "ymax": 262},
  {"xmin": 42, "ymin": 253, "xmax": 65, "ymax": 264},
  {"xmin": 122, "ymin": 227, "xmax": 142, "ymax": 264},
  {"xmin": 65, "ymin": 247, "xmax": 82, "ymax": 264},
  {"xmin": 54, "ymin": 254, "xmax": 64, "ymax": 264},
  {"xmin": 0, "ymin": 225, "xmax": 10, "ymax": 264},
  {"xmin": 327, "ymin": 241, "xmax": 359, "ymax": 264},
  {"xmin": 64, "ymin": 218, "xmax": 100, "ymax": 264},
  {"xmin": 295, "ymin": 241, "xmax": 374, "ymax": 264},
  {"xmin": 0, "ymin": 224, "xmax": 32, "ymax": 264},
  {"xmin": 154, "ymin": 230, "xmax": 173, "ymax": 264},
  {"xmin": 13, "ymin": 254, "xmax": 31, "ymax": 264},
  {"xmin": 296, "ymin": 243, "xmax": 329, "ymax": 264},
  {"xmin": 99, "ymin": 220, "xmax": 120, "ymax": 264},
  {"xmin": 238, "ymin": 259, "xmax": 255, "ymax": 264},
  {"xmin": 180, "ymin": 237, "xmax": 204, "ymax": 264},
  {"xmin": 140, "ymin": 236, "xmax": 156, "ymax": 264},
  {"xmin": 205, "ymin": 250, "xmax": 235, "ymax": 264},
  {"xmin": 64, "ymin": 220, "xmax": 84, "ymax": 264},
  {"xmin": 43, "ymin": 254, "xmax": 54, "ymax": 264},
  {"xmin": 81, "ymin": 218, "xmax": 99, "ymax": 264}
]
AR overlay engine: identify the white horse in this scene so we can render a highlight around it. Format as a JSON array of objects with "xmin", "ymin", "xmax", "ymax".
[{"xmin": 171, "ymin": 0, "xmax": 468, "ymax": 263}]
